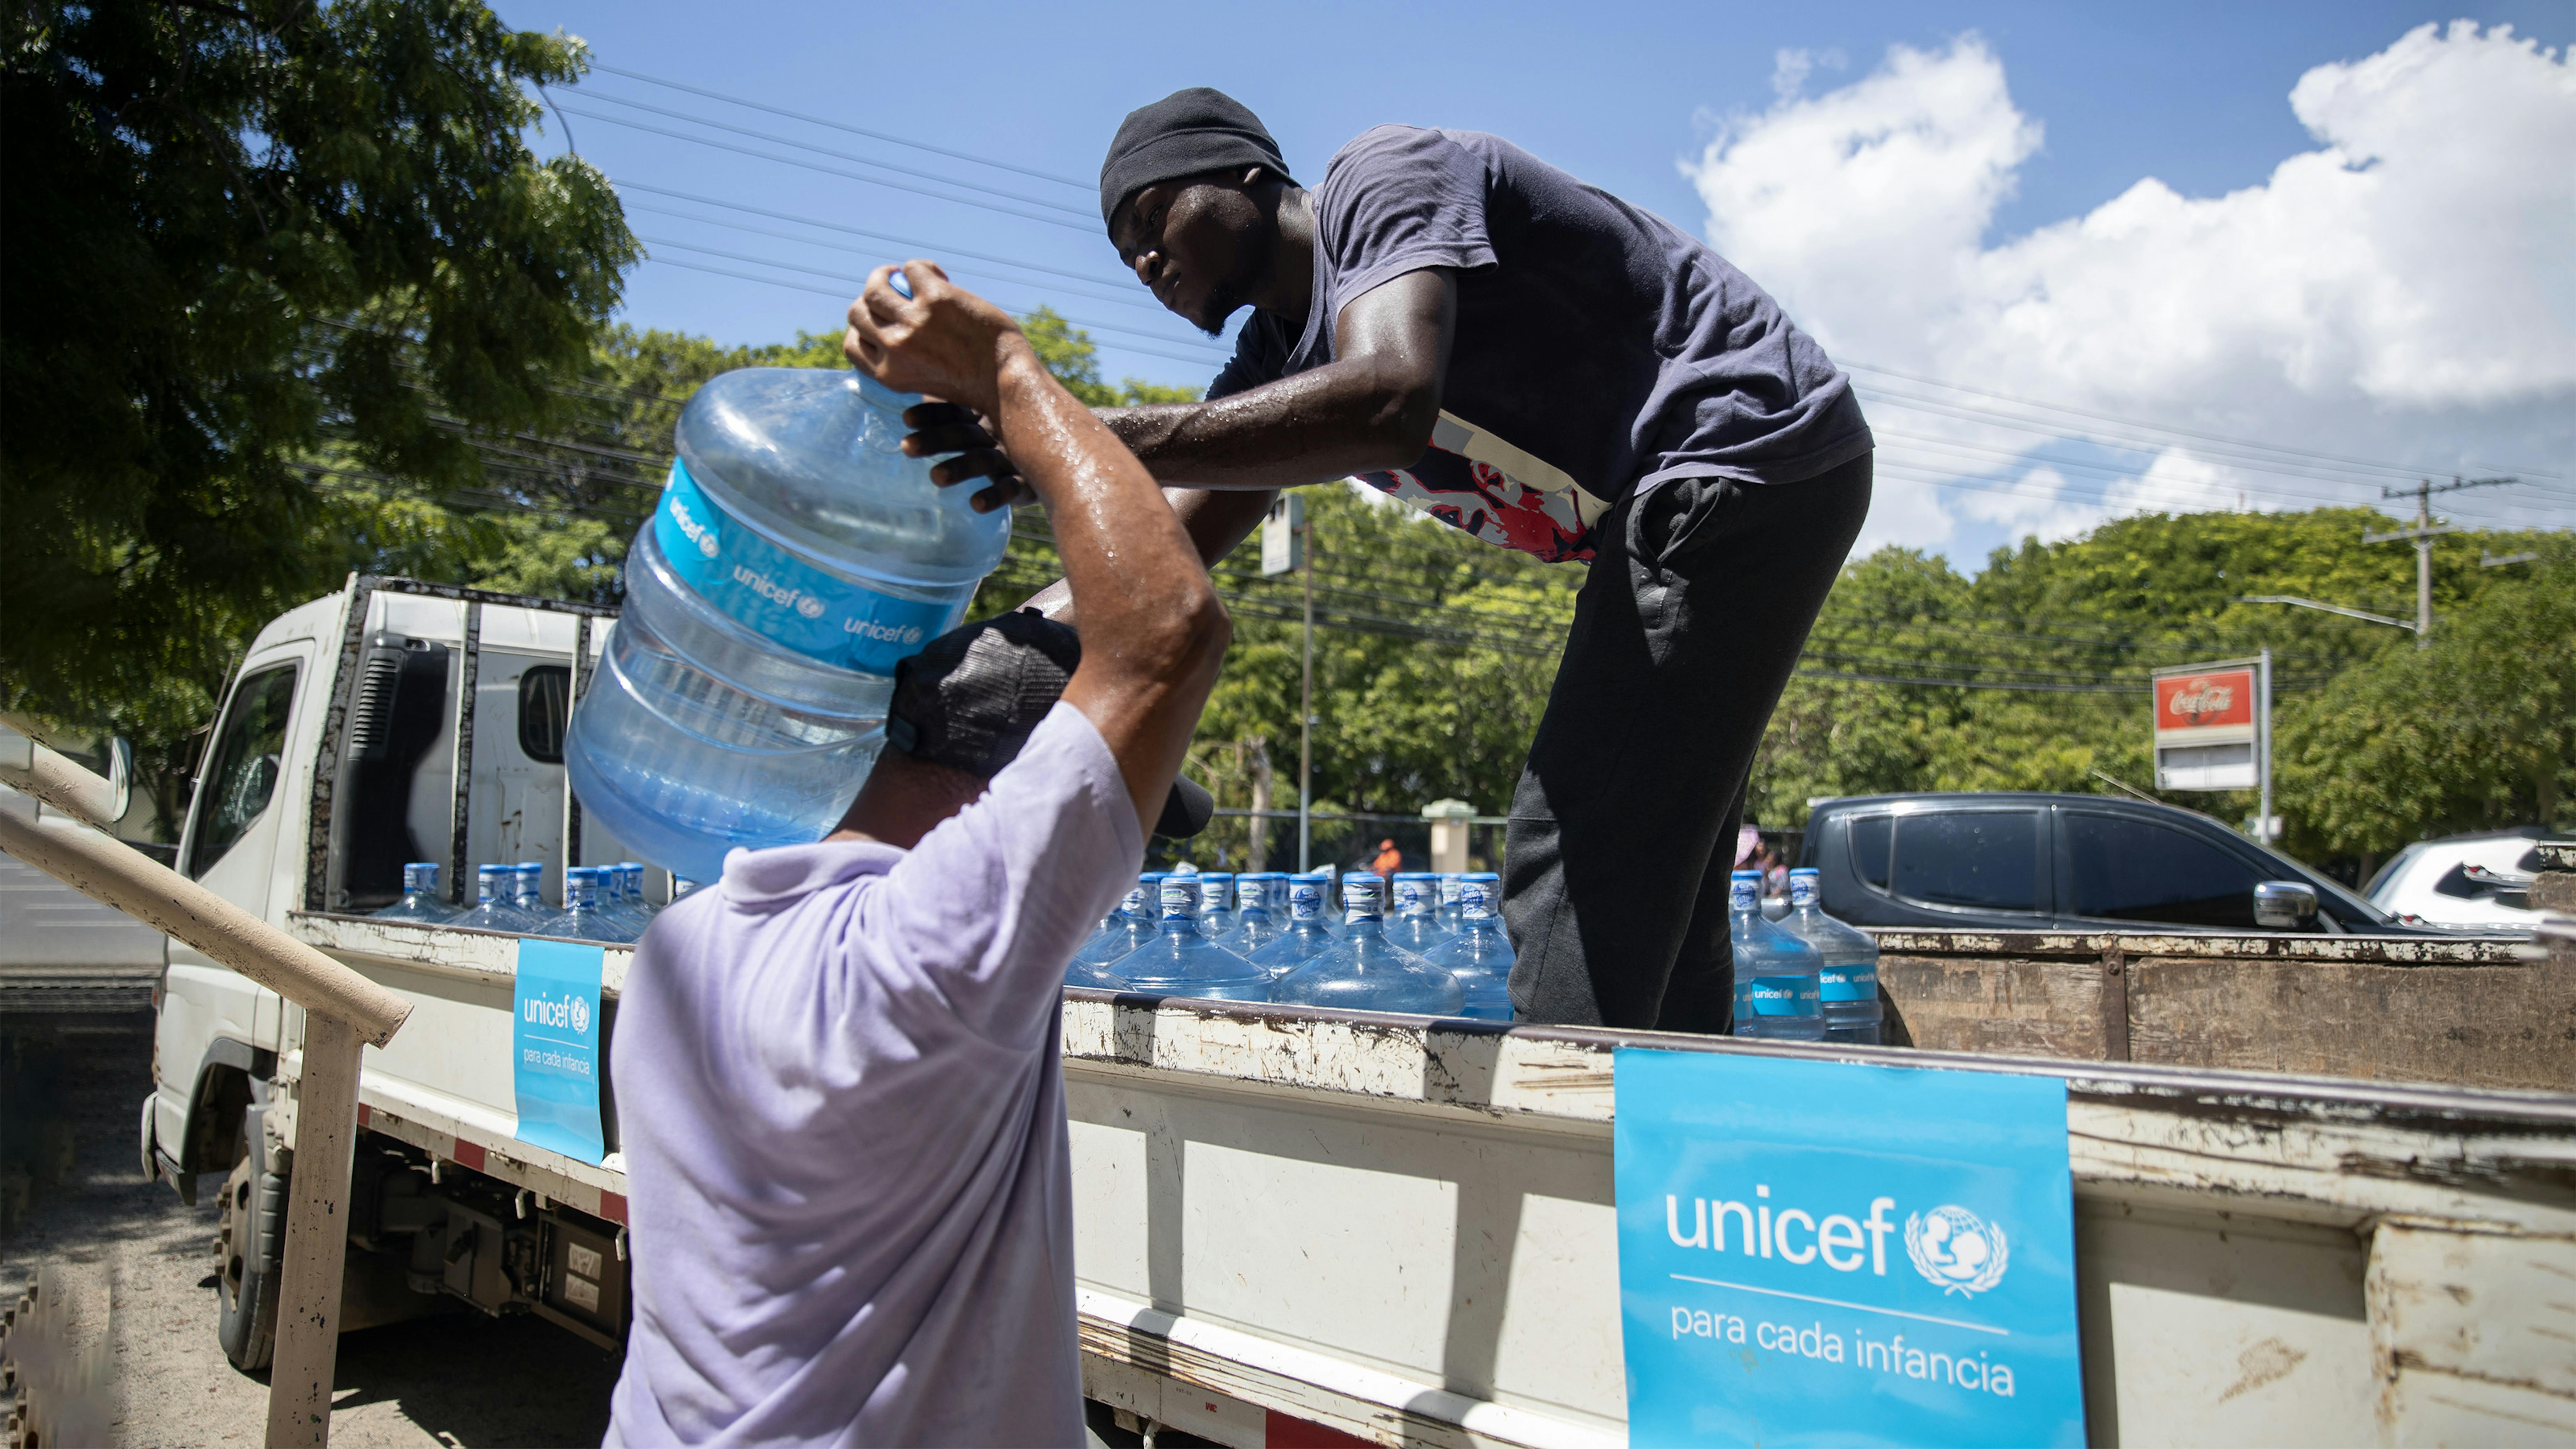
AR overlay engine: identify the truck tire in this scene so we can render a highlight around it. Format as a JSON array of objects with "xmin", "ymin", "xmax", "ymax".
[{"xmin": 214, "ymin": 1118, "xmax": 284, "ymax": 1371}]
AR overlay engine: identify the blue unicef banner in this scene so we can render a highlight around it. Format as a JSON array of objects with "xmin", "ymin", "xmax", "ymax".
[
  {"xmin": 1614, "ymin": 1049, "xmax": 2082, "ymax": 1448},
  {"xmin": 654, "ymin": 459, "xmax": 956, "ymax": 674},
  {"xmin": 513, "ymin": 939, "xmax": 606, "ymax": 1165}
]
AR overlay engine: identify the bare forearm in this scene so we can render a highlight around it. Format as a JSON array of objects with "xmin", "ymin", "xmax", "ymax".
[
  {"xmin": 1098, "ymin": 357, "xmax": 1433, "ymax": 491},
  {"xmin": 988, "ymin": 343, "xmax": 1228, "ymax": 827}
]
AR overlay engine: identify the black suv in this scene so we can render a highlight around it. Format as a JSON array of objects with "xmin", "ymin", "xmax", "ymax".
[{"xmin": 1798, "ymin": 792, "xmax": 2420, "ymax": 934}]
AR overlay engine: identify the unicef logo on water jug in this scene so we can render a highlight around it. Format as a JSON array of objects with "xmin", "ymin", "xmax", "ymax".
[
  {"xmin": 795, "ymin": 594, "xmax": 826, "ymax": 619},
  {"xmin": 1905, "ymin": 1205, "xmax": 2009, "ymax": 1296}
]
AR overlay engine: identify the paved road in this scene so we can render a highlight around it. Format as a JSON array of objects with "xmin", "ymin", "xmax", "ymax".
[{"xmin": 2, "ymin": 1012, "xmax": 619, "ymax": 1446}]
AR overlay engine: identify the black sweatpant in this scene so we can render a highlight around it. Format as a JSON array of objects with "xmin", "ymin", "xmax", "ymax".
[{"xmin": 1502, "ymin": 453, "xmax": 1872, "ymax": 1031}]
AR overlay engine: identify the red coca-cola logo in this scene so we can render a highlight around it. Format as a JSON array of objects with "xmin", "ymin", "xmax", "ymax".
[
  {"xmin": 2167, "ymin": 681, "xmax": 2235, "ymax": 720},
  {"xmin": 2156, "ymin": 670, "xmax": 2255, "ymax": 729}
]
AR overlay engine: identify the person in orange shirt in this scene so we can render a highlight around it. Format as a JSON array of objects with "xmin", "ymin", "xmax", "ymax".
[{"xmin": 1372, "ymin": 838, "xmax": 1404, "ymax": 877}]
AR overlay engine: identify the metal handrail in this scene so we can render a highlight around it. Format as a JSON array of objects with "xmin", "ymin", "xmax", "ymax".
[{"xmin": 1, "ymin": 725, "xmax": 408, "ymax": 1447}]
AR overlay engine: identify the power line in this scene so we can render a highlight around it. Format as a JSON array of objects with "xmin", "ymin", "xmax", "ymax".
[
  {"xmin": 626, "ymin": 206, "xmax": 1167, "ymax": 315},
  {"xmin": 567, "ymin": 87, "xmax": 1094, "ymax": 218},
  {"xmin": 1846, "ymin": 360, "xmax": 2564, "ymax": 484},
  {"xmin": 555, "ymin": 102, "xmax": 1099, "ymax": 232},
  {"xmin": 615, "ymin": 181, "xmax": 1137, "ymax": 289},
  {"xmin": 1861, "ymin": 394, "xmax": 2571, "ymax": 524},
  {"xmin": 631, "ymin": 235, "xmax": 1228, "ymax": 356},
  {"xmin": 638, "ymin": 256, "xmax": 1235, "ymax": 368},
  {"xmin": 583, "ymin": 64, "xmax": 1095, "ymax": 190}
]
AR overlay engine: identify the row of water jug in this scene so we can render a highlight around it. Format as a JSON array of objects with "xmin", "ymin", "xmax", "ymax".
[
  {"xmin": 370, "ymin": 861, "xmax": 696, "ymax": 945},
  {"xmin": 1069, "ymin": 870, "xmax": 1515, "ymax": 1020},
  {"xmin": 1073, "ymin": 864, "xmax": 1882, "ymax": 1043}
]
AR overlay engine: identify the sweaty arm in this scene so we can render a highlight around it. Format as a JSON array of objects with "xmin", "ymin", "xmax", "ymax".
[
  {"xmin": 1014, "ymin": 267, "xmax": 1458, "ymax": 620},
  {"xmin": 845, "ymin": 262, "xmax": 1230, "ymax": 834}
]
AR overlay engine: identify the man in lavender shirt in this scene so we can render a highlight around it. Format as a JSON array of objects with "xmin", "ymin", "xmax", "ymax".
[{"xmin": 606, "ymin": 259, "xmax": 1230, "ymax": 1446}]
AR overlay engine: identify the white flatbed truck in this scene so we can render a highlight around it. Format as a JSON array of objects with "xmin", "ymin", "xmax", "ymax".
[{"xmin": 129, "ymin": 576, "xmax": 2576, "ymax": 1446}]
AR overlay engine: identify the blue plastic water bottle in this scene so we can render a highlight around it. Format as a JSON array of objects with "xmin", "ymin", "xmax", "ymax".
[
  {"xmin": 1778, "ymin": 868, "xmax": 1883, "ymax": 1045},
  {"xmin": 611, "ymin": 862, "xmax": 659, "ymax": 931},
  {"xmin": 1728, "ymin": 869, "xmax": 1823, "ymax": 1040},
  {"xmin": 372, "ymin": 863, "xmax": 456, "ymax": 925},
  {"xmin": 1436, "ymin": 872, "xmax": 1465, "ymax": 932},
  {"xmin": 536, "ymin": 866, "xmax": 638, "ymax": 944},
  {"xmin": 453, "ymin": 864, "xmax": 538, "ymax": 932},
  {"xmin": 1073, "ymin": 884, "xmax": 1155, "ymax": 972},
  {"xmin": 1249, "ymin": 878, "xmax": 1337, "ymax": 978},
  {"xmin": 512, "ymin": 862, "xmax": 548, "ymax": 923},
  {"xmin": 1387, "ymin": 872, "xmax": 1453, "ymax": 953},
  {"xmin": 1115, "ymin": 877, "xmax": 1271, "ymax": 1002},
  {"xmin": 1194, "ymin": 871, "xmax": 1236, "ymax": 941},
  {"xmin": 1217, "ymin": 874, "xmax": 1283, "ymax": 955},
  {"xmin": 1273, "ymin": 874, "xmax": 1465, "ymax": 1016},
  {"xmin": 1419, "ymin": 873, "xmax": 1513, "ymax": 1021},
  {"xmin": 561, "ymin": 368, "xmax": 1012, "ymax": 881},
  {"xmin": 1300, "ymin": 870, "xmax": 1347, "ymax": 937}
]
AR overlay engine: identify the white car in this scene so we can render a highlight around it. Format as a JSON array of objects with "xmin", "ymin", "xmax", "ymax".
[{"xmin": 2364, "ymin": 829, "xmax": 2547, "ymax": 929}]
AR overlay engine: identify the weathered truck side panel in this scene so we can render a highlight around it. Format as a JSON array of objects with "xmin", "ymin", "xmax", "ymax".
[{"xmin": 1874, "ymin": 931, "xmax": 2570, "ymax": 1092}]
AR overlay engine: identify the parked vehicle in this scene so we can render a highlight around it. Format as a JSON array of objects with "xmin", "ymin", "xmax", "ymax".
[
  {"xmin": 131, "ymin": 578, "xmax": 2569, "ymax": 1447},
  {"xmin": 1798, "ymin": 791, "xmax": 2425, "ymax": 934},
  {"xmin": 2364, "ymin": 827, "xmax": 2548, "ymax": 929}
]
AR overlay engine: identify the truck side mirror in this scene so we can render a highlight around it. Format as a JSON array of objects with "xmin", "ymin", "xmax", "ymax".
[{"xmin": 2253, "ymin": 880, "xmax": 2317, "ymax": 929}]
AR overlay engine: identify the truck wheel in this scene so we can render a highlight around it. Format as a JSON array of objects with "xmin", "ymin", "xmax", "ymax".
[{"xmin": 214, "ymin": 1133, "xmax": 284, "ymax": 1371}]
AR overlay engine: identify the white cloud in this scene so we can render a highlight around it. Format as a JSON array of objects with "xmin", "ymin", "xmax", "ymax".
[{"xmin": 1686, "ymin": 23, "xmax": 2576, "ymax": 562}]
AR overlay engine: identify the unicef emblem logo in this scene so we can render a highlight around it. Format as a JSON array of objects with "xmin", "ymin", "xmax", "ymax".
[
  {"xmin": 697, "ymin": 531, "xmax": 719, "ymax": 560},
  {"xmin": 569, "ymin": 996, "xmax": 591, "ymax": 1036},
  {"xmin": 1905, "ymin": 1205, "xmax": 2009, "ymax": 1296},
  {"xmin": 795, "ymin": 594, "xmax": 825, "ymax": 619}
]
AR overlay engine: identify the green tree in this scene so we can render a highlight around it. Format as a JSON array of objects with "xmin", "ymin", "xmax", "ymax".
[
  {"xmin": 1745, "ymin": 507, "xmax": 2566, "ymax": 877},
  {"xmin": 2276, "ymin": 548, "xmax": 2576, "ymax": 860},
  {"xmin": 4, "ymin": 0, "xmax": 638, "ymax": 819}
]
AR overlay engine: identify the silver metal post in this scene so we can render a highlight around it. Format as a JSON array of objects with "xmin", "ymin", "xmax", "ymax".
[{"xmin": 2257, "ymin": 648, "xmax": 2273, "ymax": 845}]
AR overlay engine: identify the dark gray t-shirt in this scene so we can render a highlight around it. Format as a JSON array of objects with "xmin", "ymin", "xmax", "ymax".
[{"xmin": 1210, "ymin": 125, "xmax": 1872, "ymax": 562}]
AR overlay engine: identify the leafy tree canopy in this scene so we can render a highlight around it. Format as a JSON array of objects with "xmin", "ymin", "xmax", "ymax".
[{"xmin": 3, "ymin": 0, "xmax": 638, "ymax": 816}]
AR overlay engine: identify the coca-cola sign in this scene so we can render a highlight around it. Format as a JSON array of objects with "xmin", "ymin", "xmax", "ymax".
[{"xmin": 2154, "ymin": 669, "xmax": 2257, "ymax": 731}]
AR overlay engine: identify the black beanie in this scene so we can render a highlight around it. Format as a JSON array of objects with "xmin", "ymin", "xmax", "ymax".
[{"xmin": 1098, "ymin": 87, "xmax": 1294, "ymax": 229}]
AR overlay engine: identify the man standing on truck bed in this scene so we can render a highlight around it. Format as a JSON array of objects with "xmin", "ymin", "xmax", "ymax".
[
  {"xmin": 606, "ymin": 261, "xmax": 1228, "ymax": 1445},
  {"xmin": 909, "ymin": 89, "xmax": 1872, "ymax": 1032}
]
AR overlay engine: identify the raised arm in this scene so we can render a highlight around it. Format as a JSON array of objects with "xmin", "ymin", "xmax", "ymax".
[
  {"xmin": 843, "ymin": 261, "xmax": 1230, "ymax": 834},
  {"xmin": 968, "ymin": 268, "xmax": 1459, "ymax": 620}
]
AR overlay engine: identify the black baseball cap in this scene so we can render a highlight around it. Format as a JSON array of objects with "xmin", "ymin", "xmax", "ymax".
[{"xmin": 886, "ymin": 610, "xmax": 1213, "ymax": 839}]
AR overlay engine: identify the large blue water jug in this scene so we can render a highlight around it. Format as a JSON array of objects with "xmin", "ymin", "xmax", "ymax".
[
  {"xmin": 1272, "ymin": 874, "xmax": 1465, "ymax": 1016},
  {"xmin": 1727, "ymin": 869, "xmax": 1824, "ymax": 1040},
  {"xmin": 1418, "ymin": 873, "xmax": 1513, "ymax": 1020},
  {"xmin": 1778, "ymin": 867, "xmax": 1883, "ymax": 1044},
  {"xmin": 563, "ymin": 368, "xmax": 1011, "ymax": 881}
]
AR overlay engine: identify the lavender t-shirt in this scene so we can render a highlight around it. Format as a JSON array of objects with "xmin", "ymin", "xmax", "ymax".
[
  {"xmin": 606, "ymin": 703, "xmax": 1141, "ymax": 1447},
  {"xmin": 1211, "ymin": 125, "xmax": 1873, "ymax": 563}
]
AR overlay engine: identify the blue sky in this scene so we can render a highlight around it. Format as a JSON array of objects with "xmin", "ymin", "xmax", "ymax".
[{"xmin": 505, "ymin": 2, "xmax": 2575, "ymax": 564}]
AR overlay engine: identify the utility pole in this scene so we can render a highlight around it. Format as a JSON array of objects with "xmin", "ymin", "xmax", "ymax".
[
  {"xmin": 2362, "ymin": 476, "xmax": 2518, "ymax": 649},
  {"xmin": 1258, "ymin": 495, "xmax": 1313, "ymax": 872},
  {"xmin": 1298, "ymin": 512, "xmax": 1314, "ymax": 872}
]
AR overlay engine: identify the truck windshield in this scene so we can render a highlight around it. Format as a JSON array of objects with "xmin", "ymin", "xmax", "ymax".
[{"xmin": 186, "ymin": 664, "xmax": 298, "ymax": 879}]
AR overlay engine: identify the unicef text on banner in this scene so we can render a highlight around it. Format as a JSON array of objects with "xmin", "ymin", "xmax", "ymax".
[
  {"xmin": 514, "ymin": 938, "xmax": 607, "ymax": 1165},
  {"xmin": 1614, "ymin": 1049, "xmax": 2084, "ymax": 1447}
]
